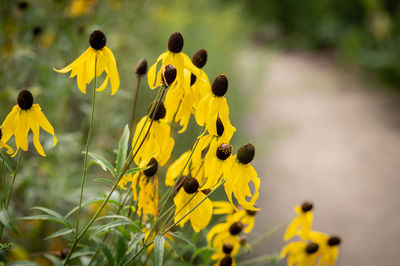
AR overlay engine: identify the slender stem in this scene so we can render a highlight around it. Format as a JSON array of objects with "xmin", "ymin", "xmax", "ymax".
[
  {"xmin": 75, "ymin": 56, "xmax": 98, "ymax": 235},
  {"xmin": 130, "ymin": 77, "xmax": 141, "ymax": 132},
  {"xmin": 0, "ymin": 151, "xmax": 22, "ymax": 241},
  {"xmin": 63, "ymin": 86, "xmax": 166, "ymax": 265},
  {"xmin": 247, "ymin": 217, "xmax": 292, "ymax": 249},
  {"xmin": 1, "ymin": 153, "xmax": 5, "ymax": 208},
  {"xmin": 237, "ymin": 254, "xmax": 278, "ymax": 266}
]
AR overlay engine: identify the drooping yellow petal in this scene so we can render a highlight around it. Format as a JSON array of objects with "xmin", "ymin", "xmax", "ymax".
[
  {"xmin": 1, "ymin": 105, "xmax": 19, "ymax": 142},
  {"xmin": 103, "ymin": 46, "xmax": 120, "ymax": 95},
  {"xmin": 28, "ymin": 110, "xmax": 46, "ymax": 157},
  {"xmin": 14, "ymin": 111, "xmax": 30, "ymax": 153},
  {"xmin": 148, "ymin": 52, "xmax": 168, "ymax": 89},
  {"xmin": 53, "ymin": 47, "xmax": 92, "ymax": 73},
  {"xmin": 32, "ymin": 105, "xmax": 57, "ymax": 146}
]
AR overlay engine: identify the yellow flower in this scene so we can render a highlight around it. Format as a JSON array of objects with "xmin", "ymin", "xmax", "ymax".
[
  {"xmin": 131, "ymin": 102, "xmax": 174, "ymax": 166},
  {"xmin": 223, "ymin": 144, "xmax": 260, "ymax": 211},
  {"xmin": 0, "ymin": 128, "xmax": 13, "ymax": 155},
  {"xmin": 207, "ymin": 220, "xmax": 243, "ymax": 259},
  {"xmin": 147, "ymin": 32, "xmax": 201, "ymax": 90},
  {"xmin": 213, "ymin": 243, "xmax": 237, "ymax": 266},
  {"xmin": 308, "ymin": 231, "xmax": 341, "ymax": 266},
  {"xmin": 54, "ymin": 30, "xmax": 120, "ymax": 95},
  {"xmin": 280, "ymin": 241, "xmax": 320, "ymax": 266},
  {"xmin": 284, "ymin": 202, "xmax": 314, "ymax": 241},
  {"xmin": 173, "ymin": 176, "xmax": 213, "ymax": 232},
  {"xmin": 68, "ymin": 0, "xmax": 95, "ymax": 17},
  {"xmin": 203, "ymin": 142, "xmax": 233, "ymax": 189},
  {"xmin": 1, "ymin": 90, "xmax": 57, "ymax": 157},
  {"xmin": 195, "ymin": 74, "xmax": 234, "ymax": 138}
]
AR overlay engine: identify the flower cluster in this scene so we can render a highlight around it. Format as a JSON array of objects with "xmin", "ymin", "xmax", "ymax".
[{"xmin": 281, "ymin": 202, "xmax": 342, "ymax": 266}]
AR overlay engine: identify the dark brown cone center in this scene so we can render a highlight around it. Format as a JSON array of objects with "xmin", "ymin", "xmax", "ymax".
[
  {"xmin": 216, "ymin": 143, "xmax": 232, "ymax": 161},
  {"xmin": 168, "ymin": 32, "xmax": 184, "ymax": 53},
  {"xmin": 18, "ymin": 90, "xmax": 34, "ymax": 110},
  {"xmin": 144, "ymin": 158, "xmax": 158, "ymax": 177},
  {"xmin": 89, "ymin": 30, "xmax": 106, "ymax": 50},
  {"xmin": 212, "ymin": 75, "xmax": 228, "ymax": 97},
  {"xmin": 237, "ymin": 143, "xmax": 255, "ymax": 164}
]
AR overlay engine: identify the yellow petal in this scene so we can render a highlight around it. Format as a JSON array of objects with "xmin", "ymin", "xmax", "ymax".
[
  {"xmin": 32, "ymin": 105, "xmax": 57, "ymax": 146},
  {"xmin": 103, "ymin": 47, "xmax": 120, "ymax": 95},
  {"xmin": 28, "ymin": 110, "xmax": 46, "ymax": 156}
]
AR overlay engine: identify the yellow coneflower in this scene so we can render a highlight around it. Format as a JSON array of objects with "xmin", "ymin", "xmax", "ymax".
[
  {"xmin": 284, "ymin": 202, "xmax": 314, "ymax": 241},
  {"xmin": 223, "ymin": 144, "xmax": 260, "ymax": 211},
  {"xmin": 207, "ymin": 220, "xmax": 243, "ymax": 260},
  {"xmin": 131, "ymin": 102, "xmax": 174, "ymax": 166},
  {"xmin": 173, "ymin": 175, "xmax": 213, "ymax": 232},
  {"xmin": 68, "ymin": 0, "xmax": 95, "ymax": 17},
  {"xmin": 1, "ymin": 90, "xmax": 57, "ymax": 157},
  {"xmin": 195, "ymin": 74, "xmax": 234, "ymax": 138},
  {"xmin": 203, "ymin": 143, "xmax": 233, "ymax": 189},
  {"xmin": 0, "ymin": 129, "xmax": 13, "ymax": 155},
  {"xmin": 148, "ymin": 32, "xmax": 200, "ymax": 90},
  {"xmin": 309, "ymin": 231, "xmax": 342, "ymax": 266},
  {"xmin": 54, "ymin": 30, "xmax": 120, "ymax": 95},
  {"xmin": 280, "ymin": 241, "xmax": 320, "ymax": 266}
]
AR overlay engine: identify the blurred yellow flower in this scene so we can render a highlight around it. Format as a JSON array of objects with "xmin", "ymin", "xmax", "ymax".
[
  {"xmin": 173, "ymin": 176, "xmax": 213, "ymax": 232},
  {"xmin": 1, "ymin": 90, "xmax": 57, "ymax": 157},
  {"xmin": 54, "ymin": 30, "xmax": 120, "ymax": 95},
  {"xmin": 284, "ymin": 202, "xmax": 314, "ymax": 241},
  {"xmin": 223, "ymin": 144, "xmax": 260, "ymax": 211},
  {"xmin": 309, "ymin": 231, "xmax": 341, "ymax": 266},
  {"xmin": 68, "ymin": 0, "xmax": 95, "ymax": 17},
  {"xmin": 207, "ymin": 220, "xmax": 242, "ymax": 260},
  {"xmin": 213, "ymin": 201, "xmax": 258, "ymax": 233},
  {"xmin": 280, "ymin": 241, "xmax": 320, "ymax": 266}
]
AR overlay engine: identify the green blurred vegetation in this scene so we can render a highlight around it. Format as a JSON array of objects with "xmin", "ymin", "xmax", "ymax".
[
  {"xmin": 242, "ymin": 0, "xmax": 400, "ymax": 86},
  {"xmin": 0, "ymin": 0, "xmax": 249, "ymax": 263}
]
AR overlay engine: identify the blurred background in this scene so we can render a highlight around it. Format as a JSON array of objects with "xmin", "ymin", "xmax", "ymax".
[{"xmin": 1, "ymin": 0, "xmax": 400, "ymax": 265}]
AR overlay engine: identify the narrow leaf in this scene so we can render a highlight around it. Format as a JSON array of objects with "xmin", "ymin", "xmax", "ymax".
[
  {"xmin": 43, "ymin": 254, "xmax": 62, "ymax": 266},
  {"xmin": 154, "ymin": 235, "xmax": 165, "ymax": 266},
  {"xmin": 93, "ymin": 178, "xmax": 114, "ymax": 186},
  {"xmin": 89, "ymin": 220, "xmax": 133, "ymax": 239},
  {"xmin": 167, "ymin": 231, "xmax": 195, "ymax": 250},
  {"xmin": 88, "ymin": 152, "xmax": 116, "ymax": 177},
  {"xmin": 164, "ymin": 236, "xmax": 183, "ymax": 261},
  {"xmin": 0, "ymin": 209, "xmax": 18, "ymax": 234},
  {"xmin": 31, "ymin": 207, "xmax": 72, "ymax": 229},
  {"xmin": 45, "ymin": 228, "xmax": 74, "ymax": 240},
  {"xmin": 93, "ymin": 238, "xmax": 115, "ymax": 266},
  {"xmin": 116, "ymin": 125, "xmax": 130, "ymax": 175},
  {"xmin": 126, "ymin": 233, "xmax": 145, "ymax": 253},
  {"xmin": 1, "ymin": 154, "xmax": 14, "ymax": 174},
  {"xmin": 115, "ymin": 232, "xmax": 127, "ymax": 264},
  {"xmin": 65, "ymin": 198, "xmax": 120, "ymax": 218},
  {"xmin": 16, "ymin": 215, "xmax": 71, "ymax": 229},
  {"xmin": 69, "ymin": 249, "xmax": 94, "ymax": 259}
]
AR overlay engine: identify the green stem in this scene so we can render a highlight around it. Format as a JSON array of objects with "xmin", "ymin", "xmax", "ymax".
[
  {"xmin": 247, "ymin": 217, "xmax": 292, "ymax": 249},
  {"xmin": 63, "ymin": 86, "xmax": 165, "ymax": 265},
  {"xmin": 237, "ymin": 254, "xmax": 278, "ymax": 266},
  {"xmin": 75, "ymin": 56, "xmax": 98, "ymax": 235},
  {"xmin": 0, "ymin": 151, "xmax": 22, "ymax": 241},
  {"xmin": 1, "ymin": 153, "xmax": 5, "ymax": 208}
]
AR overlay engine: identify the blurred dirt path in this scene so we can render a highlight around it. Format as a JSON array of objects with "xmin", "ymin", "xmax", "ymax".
[{"xmin": 238, "ymin": 48, "xmax": 400, "ymax": 265}]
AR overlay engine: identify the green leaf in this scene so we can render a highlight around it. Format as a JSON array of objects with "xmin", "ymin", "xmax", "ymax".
[
  {"xmin": 65, "ymin": 198, "xmax": 121, "ymax": 218},
  {"xmin": 7, "ymin": 261, "xmax": 40, "ymax": 266},
  {"xmin": 0, "ymin": 209, "xmax": 18, "ymax": 234},
  {"xmin": 93, "ymin": 178, "xmax": 114, "ymax": 186},
  {"xmin": 126, "ymin": 233, "xmax": 145, "ymax": 253},
  {"xmin": 116, "ymin": 125, "xmax": 130, "ymax": 175},
  {"xmin": 44, "ymin": 228, "xmax": 74, "ymax": 240},
  {"xmin": 167, "ymin": 231, "xmax": 196, "ymax": 250},
  {"xmin": 93, "ymin": 237, "xmax": 115, "ymax": 266},
  {"xmin": 88, "ymin": 152, "xmax": 116, "ymax": 177},
  {"xmin": 43, "ymin": 254, "xmax": 63, "ymax": 266},
  {"xmin": 1, "ymin": 153, "xmax": 15, "ymax": 174},
  {"xmin": 31, "ymin": 207, "xmax": 72, "ymax": 229},
  {"xmin": 69, "ymin": 249, "xmax": 94, "ymax": 259},
  {"xmin": 190, "ymin": 246, "xmax": 214, "ymax": 262},
  {"xmin": 115, "ymin": 232, "xmax": 127, "ymax": 264},
  {"xmin": 154, "ymin": 235, "xmax": 165, "ymax": 266},
  {"xmin": 16, "ymin": 215, "xmax": 71, "ymax": 229},
  {"xmin": 164, "ymin": 236, "xmax": 183, "ymax": 261},
  {"xmin": 89, "ymin": 220, "xmax": 136, "ymax": 239}
]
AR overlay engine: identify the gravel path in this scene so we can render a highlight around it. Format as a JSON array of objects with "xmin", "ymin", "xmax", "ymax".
[{"xmin": 239, "ymin": 49, "xmax": 400, "ymax": 265}]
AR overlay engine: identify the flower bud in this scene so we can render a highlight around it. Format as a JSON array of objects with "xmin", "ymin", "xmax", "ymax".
[
  {"xmin": 60, "ymin": 248, "xmax": 70, "ymax": 259},
  {"xmin": 135, "ymin": 58, "xmax": 148, "ymax": 77},
  {"xmin": 212, "ymin": 75, "xmax": 228, "ymax": 97},
  {"xmin": 183, "ymin": 176, "xmax": 199, "ymax": 194},
  {"xmin": 89, "ymin": 30, "xmax": 106, "ymax": 50},
  {"xmin": 328, "ymin": 236, "xmax": 341, "ymax": 246},
  {"xmin": 222, "ymin": 243, "xmax": 233, "ymax": 254},
  {"xmin": 190, "ymin": 73, "xmax": 197, "ymax": 86},
  {"xmin": 216, "ymin": 143, "xmax": 232, "ymax": 161},
  {"xmin": 237, "ymin": 144, "xmax": 255, "ymax": 164},
  {"xmin": 229, "ymin": 222, "xmax": 243, "ymax": 235},
  {"xmin": 18, "ymin": 90, "xmax": 33, "ymax": 110},
  {"xmin": 162, "ymin": 65, "xmax": 177, "ymax": 87},
  {"xmin": 148, "ymin": 101, "xmax": 166, "ymax": 121},
  {"xmin": 192, "ymin": 49, "xmax": 207, "ymax": 69},
  {"xmin": 144, "ymin": 158, "xmax": 158, "ymax": 177},
  {"xmin": 216, "ymin": 118, "xmax": 224, "ymax": 137},
  {"xmin": 305, "ymin": 243, "xmax": 319, "ymax": 254},
  {"xmin": 168, "ymin": 32, "xmax": 184, "ymax": 53},
  {"xmin": 301, "ymin": 201, "xmax": 313, "ymax": 213}
]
